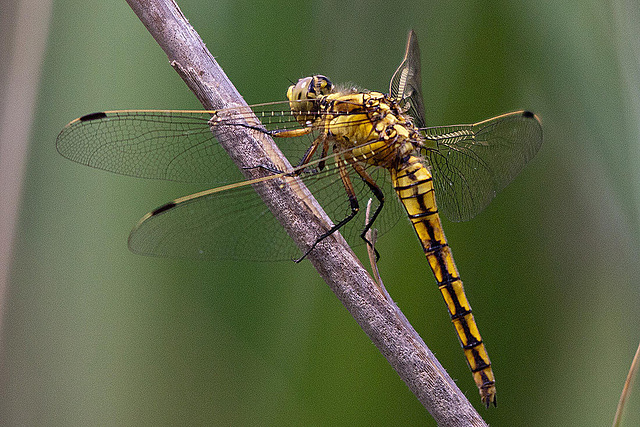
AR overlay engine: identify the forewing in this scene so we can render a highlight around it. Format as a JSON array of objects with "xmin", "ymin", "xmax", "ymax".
[
  {"xmin": 422, "ymin": 111, "xmax": 542, "ymax": 222},
  {"xmin": 389, "ymin": 29, "xmax": 426, "ymax": 128},
  {"xmin": 56, "ymin": 103, "xmax": 308, "ymax": 184}
]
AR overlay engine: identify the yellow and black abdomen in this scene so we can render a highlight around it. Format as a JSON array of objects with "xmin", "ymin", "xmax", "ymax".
[{"xmin": 392, "ymin": 155, "xmax": 497, "ymax": 407}]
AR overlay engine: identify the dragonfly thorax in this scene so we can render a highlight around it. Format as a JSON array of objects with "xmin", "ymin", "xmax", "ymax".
[{"xmin": 318, "ymin": 91, "xmax": 422, "ymax": 169}]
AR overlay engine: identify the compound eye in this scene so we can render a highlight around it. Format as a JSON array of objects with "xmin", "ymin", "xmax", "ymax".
[
  {"xmin": 315, "ymin": 75, "xmax": 334, "ymax": 95},
  {"xmin": 307, "ymin": 78, "xmax": 316, "ymax": 95},
  {"xmin": 287, "ymin": 76, "xmax": 313, "ymax": 102}
]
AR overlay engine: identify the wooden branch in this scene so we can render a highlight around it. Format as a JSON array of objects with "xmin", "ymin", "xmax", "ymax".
[{"xmin": 125, "ymin": 1, "xmax": 487, "ymax": 424}]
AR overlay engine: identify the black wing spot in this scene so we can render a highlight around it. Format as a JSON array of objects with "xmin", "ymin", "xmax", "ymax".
[
  {"xmin": 151, "ymin": 202, "xmax": 176, "ymax": 216},
  {"xmin": 79, "ymin": 112, "xmax": 108, "ymax": 121},
  {"xmin": 522, "ymin": 111, "xmax": 534, "ymax": 118}
]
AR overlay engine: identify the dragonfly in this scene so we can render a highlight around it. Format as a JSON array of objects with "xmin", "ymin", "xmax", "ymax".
[{"xmin": 56, "ymin": 30, "xmax": 542, "ymax": 407}]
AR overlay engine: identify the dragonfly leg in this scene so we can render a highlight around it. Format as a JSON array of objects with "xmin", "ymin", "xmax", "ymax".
[
  {"xmin": 241, "ymin": 164, "xmax": 285, "ymax": 175},
  {"xmin": 242, "ymin": 133, "xmax": 327, "ymax": 177},
  {"xmin": 351, "ymin": 162, "xmax": 385, "ymax": 261},
  {"xmin": 212, "ymin": 116, "xmax": 312, "ymax": 140},
  {"xmin": 245, "ymin": 133, "xmax": 327, "ymax": 178},
  {"xmin": 212, "ymin": 121, "xmax": 270, "ymax": 135},
  {"xmin": 293, "ymin": 133, "xmax": 326, "ymax": 173},
  {"xmin": 294, "ymin": 156, "xmax": 360, "ymax": 263},
  {"xmin": 269, "ymin": 127, "xmax": 313, "ymax": 138}
]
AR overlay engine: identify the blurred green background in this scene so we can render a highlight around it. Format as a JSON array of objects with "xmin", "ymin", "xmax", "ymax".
[{"xmin": 2, "ymin": 0, "xmax": 640, "ymax": 425}]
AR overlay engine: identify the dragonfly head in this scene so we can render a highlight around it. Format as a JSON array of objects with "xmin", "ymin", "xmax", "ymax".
[{"xmin": 287, "ymin": 75, "xmax": 335, "ymax": 126}]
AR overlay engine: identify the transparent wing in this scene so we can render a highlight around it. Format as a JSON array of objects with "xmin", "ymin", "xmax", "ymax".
[
  {"xmin": 56, "ymin": 103, "xmax": 375, "ymax": 184},
  {"xmin": 389, "ymin": 29, "xmax": 426, "ymax": 128},
  {"xmin": 127, "ymin": 180, "xmax": 302, "ymax": 261},
  {"xmin": 57, "ymin": 106, "xmax": 401, "ymax": 260},
  {"xmin": 57, "ymin": 110, "xmax": 232, "ymax": 183},
  {"xmin": 422, "ymin": 110, "xmax": 543, "ymax": 222},
  {"xmin": 56, "ymin": 103, "xmax": 317, "ymax": 184},
  {"xmin": 127, "ymin": 144, "xmax": 401, "ymax": 261}
]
